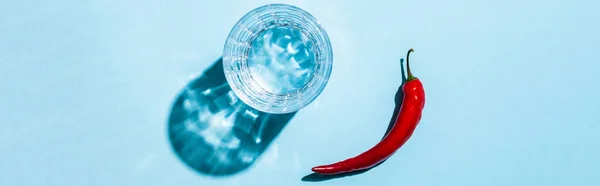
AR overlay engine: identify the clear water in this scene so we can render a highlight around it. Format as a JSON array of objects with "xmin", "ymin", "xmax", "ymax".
[{"xmin": 247, "ymin": 26, "xmax": 316, "ymax": 94}]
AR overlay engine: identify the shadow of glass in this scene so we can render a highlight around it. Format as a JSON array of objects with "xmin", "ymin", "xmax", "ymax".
[
  {"xmin": 302, "ymin": 59, "xmax": 407, "ymax": 182},
  {"xmin": 167, "ymin": 57, "xmax": 296, "ymax": 177}
]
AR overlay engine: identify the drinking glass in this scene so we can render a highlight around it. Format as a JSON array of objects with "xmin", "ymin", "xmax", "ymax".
[{"xmin": 223, "ymin": 4, "xmax": 333, "ymax": 114}]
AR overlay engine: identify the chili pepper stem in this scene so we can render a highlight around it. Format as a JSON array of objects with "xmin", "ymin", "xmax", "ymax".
[{"xmin": 406, "ymin": 48, "xmax": 417, "ymax": 81}]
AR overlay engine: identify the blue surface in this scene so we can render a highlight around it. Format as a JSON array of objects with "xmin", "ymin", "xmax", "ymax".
[{"xmin": 1, "ymin": 0, "xmax": 599, "ymax": 185}]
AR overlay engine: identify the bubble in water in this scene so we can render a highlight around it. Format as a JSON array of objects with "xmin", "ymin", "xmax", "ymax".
[{"xmin": 248, "ymin": 26, "xmax": 315, "ymax": 94}]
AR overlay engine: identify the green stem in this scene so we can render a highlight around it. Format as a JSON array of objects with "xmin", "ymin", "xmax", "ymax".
[{"xmin": 406, "ymin": 48, "xmax": 416, "ymax": 81}]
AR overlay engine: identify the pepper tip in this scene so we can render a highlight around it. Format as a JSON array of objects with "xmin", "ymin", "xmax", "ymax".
[{"xmin": 311, "ymin": 165, "xmax": 335, "ymax": 175}]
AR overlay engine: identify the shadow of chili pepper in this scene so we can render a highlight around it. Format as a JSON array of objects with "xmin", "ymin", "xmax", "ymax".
[
  {"xmin": 301, "ymin": 59, "xmax": 407, "ymax": 182},
  {"xmin": 167, "ymin": 57, "xmax": 296, "ymax": 177}
]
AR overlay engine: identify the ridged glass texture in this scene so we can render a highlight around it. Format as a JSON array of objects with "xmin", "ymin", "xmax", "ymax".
[{"xmin": 223, "ymin": 4, "xmax": 333, "ymax": 114}]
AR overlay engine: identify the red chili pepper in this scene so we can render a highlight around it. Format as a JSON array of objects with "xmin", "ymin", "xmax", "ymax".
[{"xmin": 311, "ymin": 48, "xmax": 426, "ymax": 175}]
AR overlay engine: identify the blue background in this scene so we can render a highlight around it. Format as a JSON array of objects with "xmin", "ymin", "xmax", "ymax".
[{"xmin": 1, "ymin": 0, "xmax": 599, "ymax": 185}]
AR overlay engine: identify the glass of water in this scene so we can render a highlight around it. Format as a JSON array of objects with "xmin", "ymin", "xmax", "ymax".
[{"xmin": 223, "ymin": 4, "xmax": 333, "ymax": 114}]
